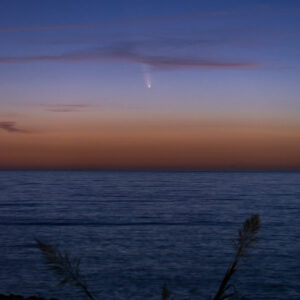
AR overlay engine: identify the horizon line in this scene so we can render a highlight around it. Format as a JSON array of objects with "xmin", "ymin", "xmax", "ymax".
[{"xmin": 0, "ymin": 169, "xmax": 299, "ymax": 172}]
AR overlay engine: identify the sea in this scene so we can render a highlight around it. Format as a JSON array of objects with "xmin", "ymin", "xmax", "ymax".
[{"xmin": 0, "ymin": 171, "xmax": 299, "ymax": 300}]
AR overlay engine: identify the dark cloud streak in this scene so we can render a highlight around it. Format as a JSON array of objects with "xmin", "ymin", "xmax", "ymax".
[
  {"xmin": 0, "ymin": 10, "xmax": 230, "ymax": 34},
  {"xmin": 0, "ymin": 46, "xmax": 259, "ymax": 70},
  {"xmin": 0, "ymin": 8, "xmax": 265, "ymax": 71},
  {"xmin": 45, "ymin": 104, "xmax": 89, "ymax": 113},
  {"xmin": 0, "ymin": 121, "xmax": 30, "ymax": 134}
]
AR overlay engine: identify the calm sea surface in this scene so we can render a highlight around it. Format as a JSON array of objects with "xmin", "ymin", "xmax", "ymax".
[{"xmin": 0, "ymin": 171, "xmax": 299, "ymax": 300}]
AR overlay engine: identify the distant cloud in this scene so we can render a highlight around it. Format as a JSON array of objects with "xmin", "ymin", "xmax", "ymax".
[
  {"xmin": 0, "ymin": 23, "xmax": 98, "ymax": 33},
  {"xmin": 0, "ymin": 10, "xmax": 229, "ymax": 34},
  {"xmin": 0, "ymin": 121, "xmax": 30, "ymax": 133},
  {"xmin": 45, "ymin": 104, "xmax": 89, "ymax": 113},
  {"xmin": 0, "ymin": 9, "xmax": 264, "ymax": 71},
  {"xmin": 0, "ymin": 46, "xmax": 258, "ymax": 71},
  {"xmin": 0, "ymin": 6, "xmax": 295, "ymax": 36}
]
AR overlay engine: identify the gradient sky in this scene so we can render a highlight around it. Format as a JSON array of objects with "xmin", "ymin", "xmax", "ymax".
[{"xmin": 0, "ymin": 0, "xmax": 299, "ymax": 169}]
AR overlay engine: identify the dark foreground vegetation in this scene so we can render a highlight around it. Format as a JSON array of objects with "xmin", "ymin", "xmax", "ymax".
[
  {"xmin": 0, "ymin": 295, "xmax": 57, "ymax": 300},
  {"xmin": 2, "ymin": 214, "xmax": 260, "ymax": 300}
]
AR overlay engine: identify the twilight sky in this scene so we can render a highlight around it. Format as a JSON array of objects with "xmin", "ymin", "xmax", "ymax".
[{"xmin": 0, "ymin": 0, "xmax": 299, "ymax": 169}]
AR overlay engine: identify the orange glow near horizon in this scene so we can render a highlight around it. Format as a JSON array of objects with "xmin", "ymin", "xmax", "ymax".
[{"xmin": 1, "ymin": 114, "xmax": 299, "ymax": 169}]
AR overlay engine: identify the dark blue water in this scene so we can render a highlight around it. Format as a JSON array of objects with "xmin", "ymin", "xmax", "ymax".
[{"xmin": 0, "ymin": 171, "xmax": 299, "ymax": 300}]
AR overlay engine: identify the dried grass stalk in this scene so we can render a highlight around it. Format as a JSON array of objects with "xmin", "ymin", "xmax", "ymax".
[
  {"xmin": 213, "ymin": 214, "xmax": 260, "ymax": 300},
  {"xmin": 36, "ymin": 239, "xmax": 95, "ymax": 300},
  {"xmin": 161, "ymin": 283, "xmax": 172, "ymax": 300}
]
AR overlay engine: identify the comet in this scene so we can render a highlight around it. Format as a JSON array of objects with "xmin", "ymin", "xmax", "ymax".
[{"xmin": 142, "ymin": 64, "xmax": 152, "ymax": 88}]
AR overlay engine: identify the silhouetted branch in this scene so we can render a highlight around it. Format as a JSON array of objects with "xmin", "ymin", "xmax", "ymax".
[
  {"xmin": 213, "ymin": 214, "xmax": 260, "ymax": 300},
  {"xmin": 35, "ymin": 239, "xmax": 95, "ymax": 300}
]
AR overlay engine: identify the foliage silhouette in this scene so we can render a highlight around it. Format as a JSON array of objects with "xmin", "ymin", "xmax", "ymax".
[
  {"xmin": 161, "ymin": 283, "xmax": 172, "ymax": 300},
  {"xmin": 35, "ymin": 239, "xmax": 95, "ymax": 300},
  {"xmin": 36, "ymin": 214, "xmax": 260, "ymax": 300},
  {"xmin": 213, "ymin": 214, "xmax": 260, "ymax": 300}
]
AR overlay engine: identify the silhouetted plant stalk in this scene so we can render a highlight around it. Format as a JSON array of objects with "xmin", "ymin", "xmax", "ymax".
[
  {"xmin": 35, "ymin": 214, "xmax": 260, "ymax": 300},
  {"xmin": 161, "ymin": 283, "xmax": 172, "ymax": 300},
  {"xmin": 213, "ymin": 214, "xmax": 260, "ymax": 300},
  {"xmin": 35, "ymin": 239, "xmax": 95, "ymax": 300}
]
